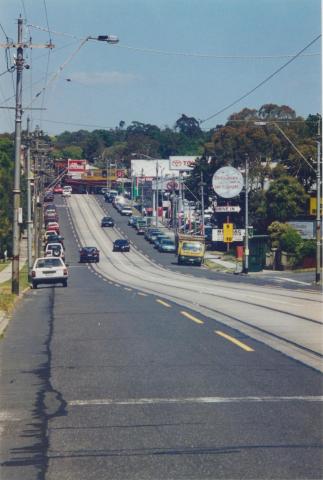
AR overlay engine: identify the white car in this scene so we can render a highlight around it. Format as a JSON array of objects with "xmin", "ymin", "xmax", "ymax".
[
  {"xmin": 62, "ymin": 190, "xmax": 71, "ymax": 197},
  {"xmin": 31, "ymin": 257, "xmax": 68, "ymax": 289},
  {"xmin": 121, "ymin": 207, "xmax": 133, "ymax": 216},
  {"xmin": 45, "ymin": 243, "xmax": 65, "ymax": 261}
]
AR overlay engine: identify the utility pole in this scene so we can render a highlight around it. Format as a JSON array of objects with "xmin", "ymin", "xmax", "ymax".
[
  {"xmin": 316, "ymin": 117, "xmax": 321, "ymax": 283},
  {"xmin": 26, "ymin": 117, "xmax": 33, "ymax": 280},
  {"xmin": 11, "ymin": 16, "xmax": 24, "ymax": 294},
  {"xmin": 155, "ymin": 161, "xmax": 159, "ymax": 226},
  {"xmin": 141, "ymin": 168, "xmax": 144, "ymax": 216},
  {"xmin": 243, "ymin": 154, "xmax": 249, "ymax": 274},
  {"xmin": 199, "ymin": 172, "xmax": 206, "ymax": 236},
  {"xmin": 0, "ymin": 16, "xmax": 54, "ymax": 293}
]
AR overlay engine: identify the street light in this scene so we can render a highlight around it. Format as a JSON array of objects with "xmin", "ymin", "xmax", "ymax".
[
  {"xmin": 95, "ymin": 35, "xmax": 119, "ymax": 44},
  {"xmin": 254, "ymin": 120, "xmax": 321, "ymax": 283}
]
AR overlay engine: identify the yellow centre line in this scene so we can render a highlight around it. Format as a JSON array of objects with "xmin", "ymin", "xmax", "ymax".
[
  {"xmin": 124, "ymin": 287, "xmax": 132, "ymax": 291},
  {"xmin": 215, "ymin": 330, "xmax": 254, "ymax": 352},
  {"xmin": 156, "ymin": 299, "xmax": 171, "ymax": 308},
  {"xmin": 181, "ymin": 311, "xmax": 204, "ymax": 325},
  {"xmin": 137, "ymin": 292, "xmax": 147, "ymax": 297}
]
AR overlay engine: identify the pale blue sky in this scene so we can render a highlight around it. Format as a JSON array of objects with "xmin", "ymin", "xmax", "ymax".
[{"xmin": 0, "ymin": 0, "xmax": 321, "ymax": 134}]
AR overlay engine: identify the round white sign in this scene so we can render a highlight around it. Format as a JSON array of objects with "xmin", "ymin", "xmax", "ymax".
[{"xmin": 212, "ymin": 166, "xmax": 244, "ymax": 198}]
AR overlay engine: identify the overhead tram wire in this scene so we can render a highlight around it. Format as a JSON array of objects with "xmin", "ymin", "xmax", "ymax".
[{"xmin": 200, "ymin": 33, "xmax": 322, "ymax": 124}]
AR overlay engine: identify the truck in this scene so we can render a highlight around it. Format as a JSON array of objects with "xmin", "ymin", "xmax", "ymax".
[{"xmin": 176, "ymin": 234, "xmax": 205, "ymax": 266}]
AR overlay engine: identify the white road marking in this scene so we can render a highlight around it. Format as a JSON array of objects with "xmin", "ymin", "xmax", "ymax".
[
  {"xmin": 69, "ymin": 395, "xmax": 323, "ymax": 407},
  {"xmin": 273, "ymin": 277, "xmax": 312, "ymax": 286}
]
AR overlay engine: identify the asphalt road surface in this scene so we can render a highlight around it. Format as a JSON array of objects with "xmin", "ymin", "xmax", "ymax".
[{"xmin": 0, "ymin": 193, "xmax": 322, "ymax": 480}]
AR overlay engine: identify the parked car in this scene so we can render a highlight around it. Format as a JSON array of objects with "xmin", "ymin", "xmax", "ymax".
[
  {"xmin": 113, "ymin": 239, "xmax": 130, "ymax": 252},
  {"xmin": 53, "ymin": 185, "xmax": 63, "ymax": 194},
  {"xmin": 46, "ymin": 222, "xmax": 60, "ymax": 234},
  {"xmin": 31, "ymin": 256, "xmax": 68, "ymax": 288},
  {"xmin": 158, "ymin": 238, "xmax": 176, "ymax": 253},
  {"xmin": 120, "ymin": 206, "xmax": 133, "ymax": 216},
  {"xmin": 44, "ymin": 213, "xmax": 59, "ymax": 224},
  {"xmin": 154, "ymin": 234, "xmax": 169, "ymax": 249},
  {"xmin": 44, "ymin": 233, "xmax": 64, "ymax": 248},
  {"xmin": 62, "ymin": 189, "xmax": 71, "ymax": 197},
  {"xmin": 44, "ymin": 204, "xmax": 57, "ymax": 214},
  {"xmin": 44, "ymin": 192, "xmax": 54, "ymax": 202},
  {"xmin": 79, "ymin": 247, "xmax": 100, "ymax": 263},
  {"xmin": 101, "ymin": 216, "xmax": 114, "ymax": 227},
  {"xmin": 45, "ymin": 243, "xmax": 65, "ymax": 261},
  {"xmin": 145, "ymin": 228, "xmax": 160, "ymax": 241},
  {"xmin": 130, "ymin": 216, "xmax": 141, "ymax": 228},
  {"xmin": 149, "ymin": 230, "xmax": 162, "ymax": 243},
  {"xmin": 136, "ymin": 220, "xmax": 147, "ymax": 235}
]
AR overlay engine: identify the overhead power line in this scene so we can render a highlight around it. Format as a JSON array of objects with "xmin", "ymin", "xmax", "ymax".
[
  {"xmin": 116, "ymin": 44, "xmax": 320, "ymax": 60},
  {"xmin": 27, "ymin": 24, "xmax": 320, "ymax": 60},
  {"xmin": 36, "ymin": 118, "xmax": 114, "ymax": 129},
  {"xmin": 200, "ymin": 33, "xmax": 322, "ymax": 124}
]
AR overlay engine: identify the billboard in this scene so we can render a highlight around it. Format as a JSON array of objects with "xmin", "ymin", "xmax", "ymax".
[
  {"xmin": 131, "ymin": 159, "xmax": 179, "ymax": 177},
  {"xmin": 169, "ymin": 156, "xmax": 199, "ymax": 171},
  {"xmin": 67, "ymin": 159, "xmax": 87, "ymax": 173},
  {"xmin": 151, "ymin": 178, "xmax": 180, "ymax": 191},
  {"xmin": 212, "ymin": 166, "xmax": 244, "ymax": 198},
  {"xmin": 287, "ymin": 221, "xmax": 315, "ymax": 239}
]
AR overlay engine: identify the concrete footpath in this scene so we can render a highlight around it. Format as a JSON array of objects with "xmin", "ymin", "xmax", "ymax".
[{"xmin": 0, "ymin": 238, "xmax": 28, "ymax": 335}]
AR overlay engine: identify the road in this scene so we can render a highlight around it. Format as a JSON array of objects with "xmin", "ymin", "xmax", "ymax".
[
  {"xmin": 94, "ymin": 195, "xmax": 319, "ymax": 290},
  {"xmin": 0, "ymin": 193, "xmax": 322, "ymax": 480}
]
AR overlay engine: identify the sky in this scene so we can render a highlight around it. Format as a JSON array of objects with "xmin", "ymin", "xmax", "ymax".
[{"xmin": 0, "ymin": 0, "xmax": 321, "ymax": 135}]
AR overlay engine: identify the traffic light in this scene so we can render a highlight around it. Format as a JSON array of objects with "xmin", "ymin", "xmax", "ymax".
[{"xmin": 223, "ymin": 223, "xmax": 233, "ymax": 243}]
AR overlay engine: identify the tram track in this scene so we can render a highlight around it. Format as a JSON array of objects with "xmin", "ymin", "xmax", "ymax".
[{"xmin": 70, "ymin": 195, "xmax": 322, "ymax": 326}]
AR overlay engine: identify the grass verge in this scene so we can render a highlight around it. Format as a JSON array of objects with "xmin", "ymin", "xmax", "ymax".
[
  {"xmin": 204, "ymin": 259, "xmax": 235, "ymax": 272},
  {"xmin": 0, "ymin": 263, "xmax": 29, "ymax": 315}
]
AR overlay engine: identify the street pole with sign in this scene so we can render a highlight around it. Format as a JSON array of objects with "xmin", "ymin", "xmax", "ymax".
[
  {"xmin": 316, "ymin": 139, "xmax": 321, "ymax": 283},
  {"xmin": 243, "ymin": 154, "xmax": 249, "ymax": 274},
  {"xmin": 212, "ymin": 165, "xmax": 244, "ymax": 253}
]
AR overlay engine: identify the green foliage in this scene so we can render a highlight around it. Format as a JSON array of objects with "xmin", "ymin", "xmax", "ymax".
[
  {"xmin": 61, "ymin": 145, "xmax": 83, "ymax": 159},
  {"xmin": 280, "ymin": 228, "xmax": 302, "ymax": 253},
  {"xmin": 297, "ymin": 240, "xmax": 316, "ymax": 258},
  {"xmin": 268, "ymin": 221, "xmax": 302, "ymax": 254},
  {"xmin": 0, "ymin": 142, "xmax": 14, "ymax": 254},
  {"xmin": 265, "ymin": 176, "xmax": 308, "ymax": 222},
  {"xmin": 268, "ymin": 221, "xmax": 290, "ymax": 248}
]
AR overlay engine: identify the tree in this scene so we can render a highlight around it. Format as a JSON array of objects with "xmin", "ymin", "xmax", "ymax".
[
  {"xmin": 61, "ymin": 145, "xmax": 83, "ymax": 159},
  {"xmin": 0, "ymin": 148, "xmax": 13, "ymax": 254},
  {"xmin": 174, "ymin": 114, "xmax": 202, "ymax": 137},
  {"xmin": 265, "ymin": 176, "xmax": 308, "ymax": 222}
]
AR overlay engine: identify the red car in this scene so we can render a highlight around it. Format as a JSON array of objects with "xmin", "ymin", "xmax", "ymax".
[
  {"xmin": 53, "ymin": 185, "xmax": 63, "ymax": 194},
  {"xmin": 46, "ymin": 222, "xmax": 60, "ymax": 234}
]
